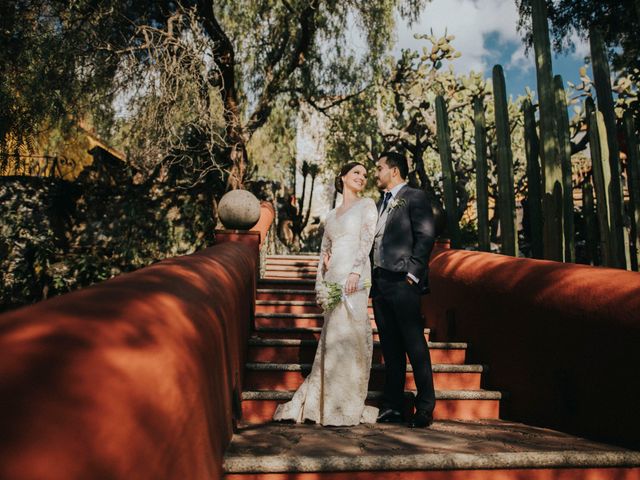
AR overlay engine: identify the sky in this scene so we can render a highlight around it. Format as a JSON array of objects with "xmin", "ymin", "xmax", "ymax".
[{"xmin": 392, "ymin": 0, "xmax": 590, "ymax": 100}]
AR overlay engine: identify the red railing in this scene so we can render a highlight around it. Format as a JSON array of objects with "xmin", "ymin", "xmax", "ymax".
[
  {"xmin": 0, "ymin": 203, "xmax": 275, "ymax": 480},
  {"xmin": 423, "ymin": 249, "xmax": 640, "ymax": 448}
]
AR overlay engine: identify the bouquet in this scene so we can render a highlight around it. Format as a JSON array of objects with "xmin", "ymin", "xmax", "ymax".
[{"xmin": 316, "ymin": 279, "xmax": 372, "ymax": 315}]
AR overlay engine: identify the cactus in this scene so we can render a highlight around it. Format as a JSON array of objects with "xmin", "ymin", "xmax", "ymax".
[
  {"xmin": 554, "ymin": 75, "xmax": 575, "ymax": 263},
  {"xmin": 590, "ymin": 27, "xmax": 629, "ymax": 269},
  {"xmin": 589, "ymin": 111, "xmax": 615, "ymax": 267},
  {"xmin": 582, "ymin": 183, "xmax": 599, "ymax": 266},
  {"xmin": 492, "ymin": 65, "xmax": 517, "ymax": 256},
  {"xmin": 523, "ymin": 99, "xmax": 544, "ymax": 259},
  {"xmin": 531, "ymin": 0, "xmax": 564, "ymax": 261},
  {"xmin": 623, "ymin": 111, "xmax": 640, "ymax": 271},
  {"xmin": 474, "ymin": 97, "xmax": 490, "ymax": 252},
  {"xmin": 436, "ymin": 95, "xmax": 461, "ymax": 248}
]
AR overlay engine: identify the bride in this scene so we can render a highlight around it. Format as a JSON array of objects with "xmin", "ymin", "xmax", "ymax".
[{"xmin": 273, "ymin": 161, "xmax": 379, "ymax": 426}]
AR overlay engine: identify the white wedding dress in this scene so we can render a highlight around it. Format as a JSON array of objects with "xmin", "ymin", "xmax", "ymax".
[{"xmin": 273, "ymin": 197, "xmax": 380, "ymax": 426}]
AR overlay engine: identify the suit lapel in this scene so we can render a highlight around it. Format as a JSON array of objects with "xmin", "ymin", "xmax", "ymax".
[
  {"xmin": 375, "ymin": 200, "xmax": 388, "ymax": 236},
  {"xmin": 375, "ymin": 184, "xmax": 409, "ymax": 236},
  {"xmin": 384, "ymin": 184, "xmax": 409, "ymax": 227}
]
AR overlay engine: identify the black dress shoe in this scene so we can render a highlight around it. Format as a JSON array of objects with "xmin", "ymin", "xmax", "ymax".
[
  {"xmin": 377, "ymin": 408, "xmax": 404, "ymax": 423},
  {"xmin": 408, "ymin": 410, "xmax": 433, "ymax": 428}
]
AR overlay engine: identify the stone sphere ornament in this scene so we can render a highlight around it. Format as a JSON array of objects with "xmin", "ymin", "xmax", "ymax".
[{"xmin": 218, "ymin": 189, "xmax": 261, "ymax": 230}]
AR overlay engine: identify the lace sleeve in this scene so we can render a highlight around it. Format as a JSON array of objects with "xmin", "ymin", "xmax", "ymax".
[
  {"xmin": 315, "ymin": 225, "xmax": 331, "ymax": 289},
  {"xmin": 350, "ymin": 199, "xmax": 378, "ymax": 276}
]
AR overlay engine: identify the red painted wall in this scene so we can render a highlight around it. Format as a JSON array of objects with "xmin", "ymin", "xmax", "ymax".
[
  {"xmin": 0, "ymin": 242, "xmax": 257, "ymax": 480},
  {"xmin": 422, "ymin": 250, "xmax": 640, "ymax": 448}
]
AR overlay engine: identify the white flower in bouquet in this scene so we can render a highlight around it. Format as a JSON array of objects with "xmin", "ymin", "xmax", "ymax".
[{"xmin": 318, "ymin": 279, "xmax": 372, "ymax": 314}]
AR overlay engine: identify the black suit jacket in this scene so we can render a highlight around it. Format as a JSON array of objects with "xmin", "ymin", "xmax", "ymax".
[{"xmin": 372, "ymin": 185, "xmax": 436, "ymax": 293}]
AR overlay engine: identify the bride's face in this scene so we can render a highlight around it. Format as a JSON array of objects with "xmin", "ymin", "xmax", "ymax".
[{"xmin": 342, "ymin": 165, "xmax": 367, "ymax": 193}]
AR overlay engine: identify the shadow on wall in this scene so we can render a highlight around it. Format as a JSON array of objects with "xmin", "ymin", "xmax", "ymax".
[
  {"xmin": 0, "ymin": 242, "xmax": 257, "ymax": 480},
  {"xmin": 422, "ymin": 249, "xmax": 640, "ymax": 449}
]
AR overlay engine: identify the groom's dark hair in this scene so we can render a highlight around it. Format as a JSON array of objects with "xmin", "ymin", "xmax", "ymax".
[{"xmin": 379, "ymin": 151, "xmax": 408, "ymax": 179}]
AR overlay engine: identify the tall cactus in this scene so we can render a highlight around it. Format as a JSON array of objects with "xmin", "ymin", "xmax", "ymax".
[
  {"xmin": 474, "ymin": 97, "xmax": 490, "ymax": 252},
  {"xmin": 582, "ymin": 183, "xmax": 599, "ymax": 266},
  {"xmin": 554, "ymin": 75, "xmax": 575, "ymax": 262},
  {"xmin": 436, "ymin": 95, "xmax": 462, "ymax": 248},
  {"xmin": 589, "ymin": 111, "xmax": 615, "ymax": 267},
  {"xmin": 531, "ymin": 0, "xmax": 564, "ymax": 261},
  {"xmin": 523, "ymin": 99, "xmax": 544, "ymax": 259},
  {"xmin": 492, "ymin": 65, "xmax": 517, "ymax": 256},
  {"xmin": 623, "ymin": 111, "xmax": 640, "ymax": 271},
  {"xmin": 590, "ymin": 28, "xmax": 629, "ymax": 269}
]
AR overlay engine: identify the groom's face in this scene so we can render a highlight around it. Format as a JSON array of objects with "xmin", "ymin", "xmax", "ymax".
[{"xmin": 375, "ymin": 158, "xmax": 394, "ymax": 190}]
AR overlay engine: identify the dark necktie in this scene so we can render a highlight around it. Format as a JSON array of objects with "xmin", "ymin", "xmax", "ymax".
[{"xmin": 380, "ymin": 191, "xmax": 393, "ymax": 214}]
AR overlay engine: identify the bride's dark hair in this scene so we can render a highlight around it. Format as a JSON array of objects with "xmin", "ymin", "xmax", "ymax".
[{"xmin": 335, "ymin": 161, "xmax": 366, "ymax": 194}]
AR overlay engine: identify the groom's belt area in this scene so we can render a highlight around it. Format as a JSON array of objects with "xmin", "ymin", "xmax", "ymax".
[{"xmin": 373, "ymin": 267, "xmax": 408, "ymax": 280}]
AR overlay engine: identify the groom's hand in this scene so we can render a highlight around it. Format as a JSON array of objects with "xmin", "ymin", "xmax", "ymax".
[{"xmin": 345, "ymin": 273, "xmax": 360, "ymax": 294}]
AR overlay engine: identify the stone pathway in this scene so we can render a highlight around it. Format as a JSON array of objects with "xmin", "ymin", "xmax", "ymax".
[{"xmin": 224, "ymin": 420, "xmax": 640, "ymax": 473}]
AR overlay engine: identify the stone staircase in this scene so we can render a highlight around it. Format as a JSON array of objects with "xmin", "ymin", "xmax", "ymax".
[{"xmin": 224, "ymin": 254, "xmax": 640, "ymax": 479}]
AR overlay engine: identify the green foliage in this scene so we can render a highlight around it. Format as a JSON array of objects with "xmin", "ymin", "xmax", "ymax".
[
  {"xmin": 473, "ymin": 97, "xmax": 490, "ymax": 252},
  {"xmin": 554, "ymin": 75, "xmax": 575, "ymax": 263},
  {"xmin": 112, "ymin": 7, "xmax": 230, "ymax": 181},
  {"xmin": 623, "ymin": 112, "xmax": 640, "ymax": 271},
  {"xmin": 323, "ymin": 35, "xmax": 530, "ymax": 248},
  {"xmin": 0, "ymin": 162, "xmax": 215, "ymax": 312},
  {"xmin": 247, "ymin": 101, "xmax": 298, "ymax": 185},
  {"xmin": 517, "ymin": 0, "xmax": 640, "ymax": 134},
  {"xmin": 530, "ymin": 0, "xmax": 564, "ymax": 262},
  {"xmin": 0, "ymin": 0, "xmax": 188, "ymax": 148},
  {"xmin": 0, "ymin": 178, "xmax": 64, "ymax": 309},
  {"xmin": 516, "ymin": 0, "xmax": 639, "ymax": 75},
  {"xmin": 522, "ymin": 99, "xmax": 544, "ymax": 259},
  {"xmin": 435, "ymin": 95, "xmax": 461, "ymax": 248},
  {"xmin": 493, "ymin": 65, "xmax": 518, "ymax": 256},
  {"xmin": 214, "ymin": 0, "xmax": 429, "ymax": 125},
  {"xmin": 589, "ymin": 111, "xmax": 616, "ymax": 267}
]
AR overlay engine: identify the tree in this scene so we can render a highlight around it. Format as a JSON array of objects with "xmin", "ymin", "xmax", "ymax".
[
  {"xmin": 516, "ymin": 0, "xmax": 639, "ymax": 73},
  {"xmin": 2, "ymin": 0, "xmax": 433, "ymax": 190},
  {"xmin": 112, "ymin": 7, "xmax": 229, "ymax": 186},
  {"xmin": 198, "ymin": 0, "xmax": 431, "ymax": 187},
  {"xmin": 324, "ymin": 35, "xmax": 533, "ymax": 246},
  {"xmin": 0, "ymin": 0, "xmax": 186, "ymax": 153}
]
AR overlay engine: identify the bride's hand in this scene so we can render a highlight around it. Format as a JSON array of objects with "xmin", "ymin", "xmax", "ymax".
[{"xmin": 344, "ymin": 273, "xmax": 360, "ymax": 295}]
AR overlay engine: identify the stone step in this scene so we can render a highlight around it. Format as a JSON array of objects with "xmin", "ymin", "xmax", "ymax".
[
  {"xmin": 244, "ymin": 363, "xmax": 483, "ymax": 391},
  {"xmin": 223, "ymin": 420, "xmax": 640, "ymax": 478},
  {"xmin": 258, "ymin": 279, "xmax": 315, "ymax": 291},
  {"xmin": 239, "ymin": 390, "xmax": 502, "ymax": 424},
  {"xmin": 263, "ymin": 271, "xmax": 317, "ymax": 280},
  {"xmin": 247, "ymin": 337, "xmax": 465, "ymax": 364},
  {"xmin": 256, "ymin": 299, "xmax": 373, "ymax": 315},
  {"xmin": 256, "ymin": 316, "xmax": 372, "ymax": 329},
  {"xmin": 265, "ymin": 264, "xmax": 318, "ymax": 273},
  {"xmin": 256, "ymin": 289, "xmax": 315, "ymax": 301},
  {"xmin": 266, "ymin": 254, "xmax": 319, "ymax": 261},
  {"xmin": 264, "ymin": 264, "xmax": 319, "ymax": 272},
  {"xmin": 253, "ymin": 326, "xmax": 430, "ymax": 342},
  {"xmin": 255, "ymin": 312, "xmax": 384, "ymax": 328}
]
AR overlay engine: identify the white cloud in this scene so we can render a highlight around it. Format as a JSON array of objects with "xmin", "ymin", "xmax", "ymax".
[
  {"xmin": 567, "ymin": 30, "xmax": 590, "ymax": 62},
  {"xmin": 395, "ymin": 0, "xmax": 523, "ymax": 74},
  {"xmin": 507, "ymin": 43, "xmax": 531, "ymax": 72},
  {"xmin": 394, "ymin": 0, "xmax": 592, "ymax": 76}
]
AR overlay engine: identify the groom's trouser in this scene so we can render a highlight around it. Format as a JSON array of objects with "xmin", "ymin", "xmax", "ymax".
[{"xmin": 372, "ymin": 268, "xmax": 436, "ymax": 414}]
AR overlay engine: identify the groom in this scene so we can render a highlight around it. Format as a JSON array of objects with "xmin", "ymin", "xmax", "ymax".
[{"xmin": 371, "ymin": 151, "xmax": 436, "ymax": 428}]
